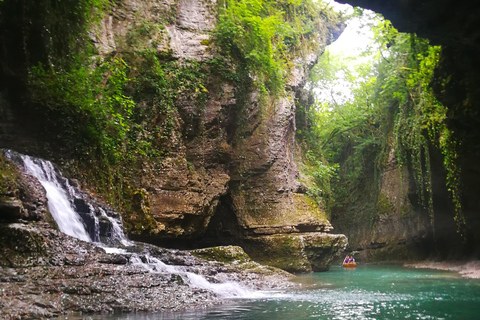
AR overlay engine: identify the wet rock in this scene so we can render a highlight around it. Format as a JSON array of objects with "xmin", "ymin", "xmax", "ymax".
[
  {"xmin": 243, "ymin": 233, "xmax": 348, "ymax": 273},
  {"xmin": 98, "ymin": 254, "xmax": 129, "ymax": 265},
  {"xmin": 0, "ymin": 198, "xmax": 24, "ymax": 221},
  {"xmin": 73, "ymin": 198, "xmax": 90, "ymax": 213},
  {"xmin": 0, "ymin": 151, "xmax": 49, "ymax": 223},
  {"xmin": 0, "ymin": 222, "xmax": 296, "ymax": 319}
]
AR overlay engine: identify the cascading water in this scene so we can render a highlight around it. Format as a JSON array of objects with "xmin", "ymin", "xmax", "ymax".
[
  {"xmin": 3, "ymin": 149, "xmax": 261, "ymax": 299},
  {"xmin": 4, "ymin": 149, "xmax": 128, "ymax": 245},
  {"xmin": 98, "ymin": 207, "xmax": 132, "ymax": 247},
  {"xmin": 8, "ymin": 151, "xmax": 92, "ymax": 242},
  {"xmin": 130, "ymin": 255, "xmax": 267, "ymax": 299}
]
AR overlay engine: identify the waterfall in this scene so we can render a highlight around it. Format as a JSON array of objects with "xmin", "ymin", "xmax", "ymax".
[
  {"xmin": 3, "ymin": 150, "xmax": 129, "ymax": 245},
  {"xmin": 3, "ymin": 150, "xmax": 261, "ymax": 299},
  {"xmin": 10, "ymin": 151, "xmax": 92, "ymax": 242}
]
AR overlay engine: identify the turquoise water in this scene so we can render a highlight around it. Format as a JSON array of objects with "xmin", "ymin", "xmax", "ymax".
[{"xmin": 77, "ymin": 265, "xmax": 480, "ymax": 320}]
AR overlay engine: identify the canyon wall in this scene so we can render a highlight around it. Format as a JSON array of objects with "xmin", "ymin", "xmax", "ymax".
[
  {"xmin": 0, "ymin": 0, "xmax": 347, "ymax": 272},
  {"xmin": 336, "ymin": 0, "xmax": 480, "ymax": 259}
]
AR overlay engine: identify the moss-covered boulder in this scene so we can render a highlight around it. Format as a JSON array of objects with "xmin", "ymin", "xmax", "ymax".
[
  {"xmin": 242, "ymin": 233, "xmax": 348, "ymax": 273},
  {"xmin": 0, "ymin": 223, "xmax": 48, "ymax": 267},
  {"xmin": 190, "ymin": 245, "xmax": 251, "ymax": 264}
]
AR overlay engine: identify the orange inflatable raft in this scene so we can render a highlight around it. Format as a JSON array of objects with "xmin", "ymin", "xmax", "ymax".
[{"xmin": 342, "ymin": 262, "xmax": 357, "ymax": 268}]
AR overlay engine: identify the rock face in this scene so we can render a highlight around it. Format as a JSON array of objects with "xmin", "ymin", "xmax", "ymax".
[
  {"xmin": 331, "ymin": 138, "xmax": 432, "ymax": 262},
  {"xmin": 91, "ymin": 0, "xmax": 347, "ymax": 271},
  {"xmin": 367, "ymin": 145, "xmax": 431, "ymax": 259},
  {"xmin": 338, "ymin": 0, "xmax": 480, "ymax": 259},
  {"xmin": 0, "ymin": 0, "xmax": 347, "ymax": 272},
  {"xmin": 0, "ymin": 153, "xmax": 49, "ymax": 223}
]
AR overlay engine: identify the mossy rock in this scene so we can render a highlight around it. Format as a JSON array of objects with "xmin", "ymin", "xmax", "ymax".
[
  {"xmin": 244, "ymin": 234, "xmax": 312, "ymax": 273},
  {"xmin": 243, "ymin": 233, "xmax": 348, "ymax": 273},
  {"xmin": 190, "ymin": 245, "xmax": 252, "ymax": 264},
  {"xmin": 0, "ymin": 223, "xmax": 48, "ymax": 267},
  {"xmin": 0, "ymin": 152, "xmax": 20, "ymax": 198}
]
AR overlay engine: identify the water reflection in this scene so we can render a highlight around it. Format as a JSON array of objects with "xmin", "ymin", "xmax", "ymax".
[{"xmin": 63, "ymin": 265, "xmax": 480, "ymax": 320}]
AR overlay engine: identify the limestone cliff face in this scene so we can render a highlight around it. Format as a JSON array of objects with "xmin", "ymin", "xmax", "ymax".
[
  {"xmin": 85, "ymin": 0, "xmax": 236, "ymax": 240},
  {"xmin": 338, "ymin": 0, "xmax": 480, "ymax": 259},
  {"xmin": 372, "ymin": 145, "xmax": 429, "ymax": 248},
  {"xmin": 0, "ymin": 0, "xmax": 346, "ymax": 272},
  {"xmin": 333, "ymin": 136, "xmax": 432, "ymax": 262}
]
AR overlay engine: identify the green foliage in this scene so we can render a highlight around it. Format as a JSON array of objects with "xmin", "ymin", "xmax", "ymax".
[
  {"xmin": 299, "ymin": 44, "xmax": 383, "ymax": 213},
  {"xmin": 304, "ymin": 150, "xmax": 339, "ymax": 207},
  {"xmin": 302, "ymin": 14, "xmax": 463, "ymax": 232},
  {"xmin": 29, "ymin": 56, "xmax": 136, "ymax": 164},
  {"xmin": 29, "ymin": 47, "xmax": 211, "ymax": 211},
  {"xmin": 373, "ymin": 23, "xmax": 462, "ymax": 226},
  {"xmin": 214, "ymin": 0, "xmax": 341, "ymax": 95}
]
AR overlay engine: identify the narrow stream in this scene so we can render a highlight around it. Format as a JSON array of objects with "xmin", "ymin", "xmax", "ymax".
[{"xmin": 69, "ymin": 265, "xmax": 480, "ymax": 320}]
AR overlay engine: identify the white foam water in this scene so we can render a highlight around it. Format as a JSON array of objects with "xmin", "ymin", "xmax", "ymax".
[
  {"xmin": 98, "ymin": 207, "xmax": 133, "ymax": 247},
  {"xmin": 130, "ymin": 254, "xmax": 264, "ymax": 299},
  {"xmin": 20, "ymin": 154, "xmax": 92, "ymax": 242}
]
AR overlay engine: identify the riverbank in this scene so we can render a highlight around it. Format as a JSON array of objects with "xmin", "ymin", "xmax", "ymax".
[
  {"xmin": 0, "ymin": 222, "xmax": 295, "ymax": 319},
  {"xmin": 405, "ymin": 261, "xmax": 480, "ymax": 279}
]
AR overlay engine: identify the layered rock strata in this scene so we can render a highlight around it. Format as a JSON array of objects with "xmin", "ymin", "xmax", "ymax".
[
  {"xmin": 0, "ymin": 0, "xmax": 347, "ymax": 272},
  {"xmin": 0, "ymin": 222, "xmax": 294, "ymax": 319},
  {"xmin": 88, "ymin": 0, "xmax": 348, "ymax": 271}
]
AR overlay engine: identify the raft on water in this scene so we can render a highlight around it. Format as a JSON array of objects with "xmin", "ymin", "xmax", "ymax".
[{"xmin": 342, "ymin": 262, "xmax": 357, "ymax": 268}]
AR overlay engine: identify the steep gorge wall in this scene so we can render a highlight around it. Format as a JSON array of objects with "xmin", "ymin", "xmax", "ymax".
[
  {"xmin": 330, "ymin": 135, "xmax": 433, "ymax": 262},
  {"xmin": 0, "ymin": 0, "xmax": 346, "ymax": 272},
  {"xmin": 337, "ymin": 0, "xmax": 480, "ymax": 259}
]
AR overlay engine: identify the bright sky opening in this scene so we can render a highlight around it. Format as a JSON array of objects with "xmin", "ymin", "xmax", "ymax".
[{"xmin": 313, "ymin": 0, "xmax": 379, "ymax": 106}]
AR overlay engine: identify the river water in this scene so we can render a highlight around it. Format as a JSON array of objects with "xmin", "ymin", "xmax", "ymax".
[
  {"xmin": 69, "ymin": 264, "xmax": 480, "ymax": 320},
  {"xmin": 6, "ymin": 150, "xmax": 480, "ymax": 319}
]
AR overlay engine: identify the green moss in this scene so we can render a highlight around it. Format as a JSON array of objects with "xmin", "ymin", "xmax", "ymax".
[
  {"xmin": 243, "ymin": 235, "xmax": 312, "ymax": 273},
  {"xmin": 190, "ymin": 246, "xmax": 251, "ymax": 263},
  {"xmin": 121, "ymin": 187, "xmax": 160, "ymax": 235},
  {"xmin": 375, "ymin": 193, "xmax": 394, "ymax": 217},
  {"xmin": 0, "ymin": 153, "xmax": 20, "ymax": 197}
]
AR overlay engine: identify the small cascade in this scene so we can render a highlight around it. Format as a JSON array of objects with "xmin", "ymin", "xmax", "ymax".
[
  {"xmin": 98, "ymin": 207, "xmax": 133, "ymax": 247},
  {"xmin": 3, "ymin": 150, "xmax": 261, "ymax": 300},
  {"xmin": 12, "ymin": 152, "xmax": 92, "ymax": 242},
  {"xmin": 3, "ymin": 150, "xmax": 128, "ymax": 246},
  {"xmin": 91, "ymin": 206, "xmax": 100, "ymax": 243},
  {"xmin": 130, "ymin": 254, "xmax": 264, "ymax": 299}
]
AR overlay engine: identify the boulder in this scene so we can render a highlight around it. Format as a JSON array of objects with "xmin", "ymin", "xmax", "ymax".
[{"xmin": 242, "ymin": 233, "xmax": 348, "ymax": 273}]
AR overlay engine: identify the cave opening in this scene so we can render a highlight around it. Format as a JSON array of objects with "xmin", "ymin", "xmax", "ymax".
[{"xmin": 200, "ymin": 193, "xmax": 243, "ymax": 248}]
